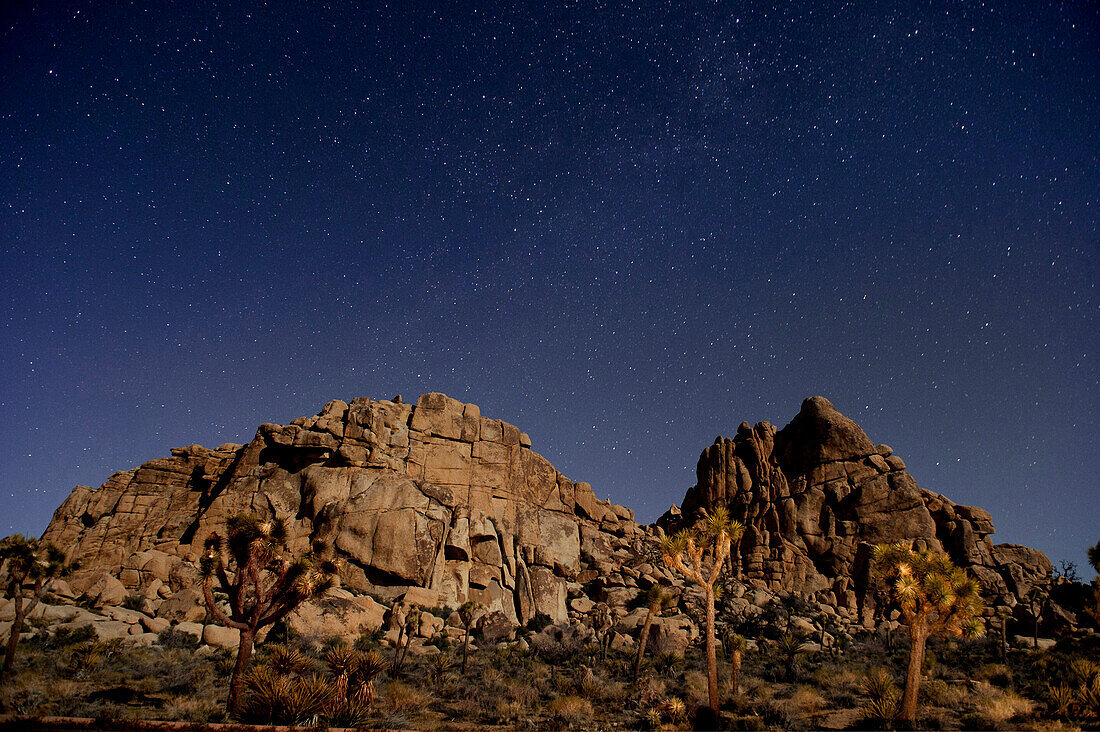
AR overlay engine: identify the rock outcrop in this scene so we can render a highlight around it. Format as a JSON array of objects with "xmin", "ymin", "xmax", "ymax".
[
  {"xmin": 43, "ymin": 393, "xmax": 640, "ymax": 627},
  {"xmin": 41, "ymin": 393, "xmax": 1057, "ymax": 646},
  {"xmin": 662, "ymin": 396, "xmax": 1053, "ymax": 622}
]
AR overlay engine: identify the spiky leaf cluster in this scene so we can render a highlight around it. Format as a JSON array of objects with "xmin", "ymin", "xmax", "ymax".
[
  {"xmin": 201, "ymin": 515, "xmax": 338, "ymax": 634},
  {"xmin": 660, "ymin": 506, "xmax": 744, "ymax": 589},
  {"xmin": 872, "ymin": 542, "xmax": 985, "ymax": 638},
  {"xmin": 0, "ymin": 534, "xmax": 65, "ymax": 593}
]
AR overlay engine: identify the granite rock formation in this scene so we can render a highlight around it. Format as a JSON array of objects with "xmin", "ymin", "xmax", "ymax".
[
  {"xmin": 43, "ymin": 393, "xmax": 640, "ymax": 627},
  {"xmin": 662, "ymin": 396, "xmax": 1053, "ymax": 621},
  {"xmin": 41, "ymin": 393, "xmax": 1057, "ymax": 647}
]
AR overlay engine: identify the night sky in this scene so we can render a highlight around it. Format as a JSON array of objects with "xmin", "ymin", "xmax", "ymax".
[{"xmin": 1, "ymin": 2, "xmax": 1096, "ymax": 568}]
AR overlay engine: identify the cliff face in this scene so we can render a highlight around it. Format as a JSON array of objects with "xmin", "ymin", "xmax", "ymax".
[
  {"xmin": 665, "ymin": 397, "xmax": 1052, "ymax": 619},
  {"xmin": 43, "ymin": 393, "xmax": 640, "ymax": 626}
]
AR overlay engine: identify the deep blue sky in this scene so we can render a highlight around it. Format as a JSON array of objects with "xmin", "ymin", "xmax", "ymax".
[{"xmin": 1, "ymin": 1, "xmax": 1096, "ymax": 568}]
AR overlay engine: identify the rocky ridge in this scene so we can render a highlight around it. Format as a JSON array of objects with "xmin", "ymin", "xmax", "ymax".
[{"xmin": 31, "ymin": 394, "xmax": 1061, "ymax": 655}]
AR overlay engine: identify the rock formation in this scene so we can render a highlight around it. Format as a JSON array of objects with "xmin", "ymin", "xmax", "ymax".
[
  {"xmin": 662, "ymin": 396, "xmax": 1053, "ymax": 622},
  {"xmin": 43, "ymin": 393, "xmax": 640, "ymax": 627},
  {"xmin": 40, "ymin": 393, "xmax": 1059, "ymax": 649}
]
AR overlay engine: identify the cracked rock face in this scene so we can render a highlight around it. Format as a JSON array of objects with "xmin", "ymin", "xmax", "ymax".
[
  {"xmin": 664, "ymin": 396, "xmax": 1052, "ymax": 619},
  {"xmin": 43, "ymin": 393, "xmax": 636, "ymax": 625}
]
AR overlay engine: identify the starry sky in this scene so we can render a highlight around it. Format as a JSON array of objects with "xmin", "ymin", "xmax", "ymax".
[{"xmin": 1, "ymin": 2, "xmax": 1096, "ymax": 568}]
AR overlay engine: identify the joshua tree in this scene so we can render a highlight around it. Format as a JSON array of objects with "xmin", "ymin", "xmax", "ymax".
[
  {"xmin": 661, "ymin": 506, "xmax": 744, "ymax": 715},
  {"xmin": 457, "ymin": 600, "xmax": 481, "ymax": 674},
  {"xmin": 0, "ymin": 535, "xmax": 65, "ymax": 682},
  {"xmin": 872, "ymin": 542, "xmax": 985, "ymax": 725},
  {"xmin": 390, "ymin": 604, "xmax": 420, "ymax": 679},
  {"xmin": 1025, "ymin": 582, "xmax": 1049, "ymax": 649},
  {"xmin": 589, "ymin": 602, "xmax": 613, "ymax": 662},
  {"xmin": 634, "ymin": 584, "xmax": 676, "ymax": 680},
  {"xmin": 726, "ymin": 632, "xmax": 747, "ymax": 697},
  {"xmin": 201, "ymin": 515, "xmax": 338, "ymax": 717},
  {"xmin": 996, "ymin": 606, "xmax": 1011, "ymax": 662}
]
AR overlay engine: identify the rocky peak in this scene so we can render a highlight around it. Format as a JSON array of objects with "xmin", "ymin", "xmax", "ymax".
[{"xmin": 662, "ymin": 397, "xmax": 1054, "ymax": 624}]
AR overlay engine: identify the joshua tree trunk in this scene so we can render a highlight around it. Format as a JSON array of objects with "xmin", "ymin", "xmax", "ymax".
[
  {"xmin": 1032, "ymin": 616, "xmax": 1038, "ymax": 649},
  {"xmin": 1000, "ymin": 619, "xmax": 1007, "ymax": 661},
  {"xmin": 226, "ymin": 628, "xmax": 255, "ymax": 717},
  {"xmin": 705, "ymin": 585, "xmax": 719, "ymax": 714},
  {"xmin": 1, "ymin": 593, "xmax": 24, "ymax": 682},
  {"xmin": 900, "ymin": 623, "xmax": 927, "ymax": 724},
  {"xmin": 634, "ymin": 604, "xmax": 658, "ymax": 680},
  {"xmin": 461, "ymin": 627, "xmax": 470, "ymax": 674},
  {"xmin": 730, "ymin": 647, "xmax": 742, "ymax": 697}
]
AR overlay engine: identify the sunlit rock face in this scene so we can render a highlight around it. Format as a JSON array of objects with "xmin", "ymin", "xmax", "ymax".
[
  {"xmin": 663, "ymin": 396, "xmax": 1052, "ymax": 621},
  {"xmin": 43, "ymin": 393, "xmax": 638, "ymax": 625}
]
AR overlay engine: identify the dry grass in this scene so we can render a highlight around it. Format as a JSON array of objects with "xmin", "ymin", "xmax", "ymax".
[
  {"xmin": 384, "ymin": 679, "xmax": 432, "ymax": 714},
  {"xmin": 791, "ymin": 685, "xmax": 827, "ymax": 724},
  {"xmin": 970, "ymin": 682, "xmax": 1035, "ymax": 727},
  {"xmin": 546, "ymin": 694, "xmax": 593, "ymax": 728},
  {"xmin": 160, "ymin": 695, "xmax": 222, "ymax": 722}
]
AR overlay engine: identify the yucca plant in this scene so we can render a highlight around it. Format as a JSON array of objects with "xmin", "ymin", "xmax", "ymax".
[
  {"xmin": 268, "ymin": 643, "xmax": 313, "ymax": 677},
  {"xmin": 861, "ymin": 668, "xmax": 900, "ymax": 726},
  {"xmin": 777, "ymin": 632, "xmax": 807, "ymax": 681},
  {"xmin": 0, "ymin": 534, "xmax": 66, "ymax": 682},
  {"xmin": 324, "ymin": 643, "xmax": 357, "ymax": 701},
  {"xmin": 661, "ymin": 506, "xmax": 744, "ymax": 714},
  {"xmin": 655, "ymin": 696, "xmax": 688, "ymax": 724},
  {"xmin": 201, "ymin": 514, "xmax": 338, "ymax": 716},
  {"xmin": 352, "ymin": 649, "xmax": 387, "ymax": 706},
  {"xmin": 1047, "ymin": 684, "xmax": 1077, "ymax": 718},
  {"xmin": 872, "ymin": 542, "xmax": 985, "ymax": 725},
  {"xmin": 428, "ymin": 651, "xmax": 455, "ymax": 683}
]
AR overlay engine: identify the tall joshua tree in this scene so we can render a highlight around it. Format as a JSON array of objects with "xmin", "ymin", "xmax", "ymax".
[
  {"xmin": 0, "ymin": 535, "xmax": 65, "ymax": 682},
  {"xmin": 634, "ymin": 584, "xmax": 676, "ymax": 680},
  {"xmin": 661, "ymin": 506, "xmax": 744, "ymax": 715},
  {"xmin": 201, "ymin": 515, "xmax": 338, "ymax": 717},
  {"xmin": 873, "ymin": 542, "xmax": 985, "ymax": 725}
]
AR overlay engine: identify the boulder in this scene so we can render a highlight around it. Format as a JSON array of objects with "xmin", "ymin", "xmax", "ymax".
[
  {"xmin": 156, "ymin": 588, "xmax": 206, "ymax": 623},
  {"xmin": 203, "ymin": 624, "xmax": 240, "ymax": 649},
  {"xmin": 82, "ymin": 573, "xmax": 127, "ymax": 608}
]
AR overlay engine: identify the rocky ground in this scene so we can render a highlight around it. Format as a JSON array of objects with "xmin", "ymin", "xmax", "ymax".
[{"xmin": 0, "ymin": 593, "xmax": 1097, "ymax": 730}]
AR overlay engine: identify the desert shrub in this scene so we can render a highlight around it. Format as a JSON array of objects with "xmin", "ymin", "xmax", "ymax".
[
  {"xmin": 384, "ymin": 679, "xmax": 430, "ymax": 714},
  {"xmin": 121, "ymin": 592, "xmax": 146, "ymax": 612},
  {"xmin": 546, "ymin": 694, "xmax": 593, "ymax": 729},
  {"xmin": 32, "ymin": 624, "xmax": 96, "ymax": 649},
  {"xmin": 525, "ymin": 611, "xmax": 553, "ymax": 633},
  {"xmin": 976, "ymin": 662, "xmax": 1014, "ymax": 688},
  {"xmin": 791, "ymin": 685, "xmax": 827, "ymax": 727},
  {"xmin": 354, "ymin": 626, "xmax": 385, "ymax": 651},
  {"xmin": 920, "ymin": 678, "xmax": 969, "ymax": 708},
  {"xmin": 157, "ymin": 626, "xmax": 199, "ymax": 649},
  {"xmin": 577, "ymin": 666, "xmax": 602, "ymax": 699},
  {"xmin": 965, "ymin": 682, "xmax": 1035, "ymax": 728},
  {"xmin": 1046, "ymin": 684, "xmax": 1077, "ymax": 718}
]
